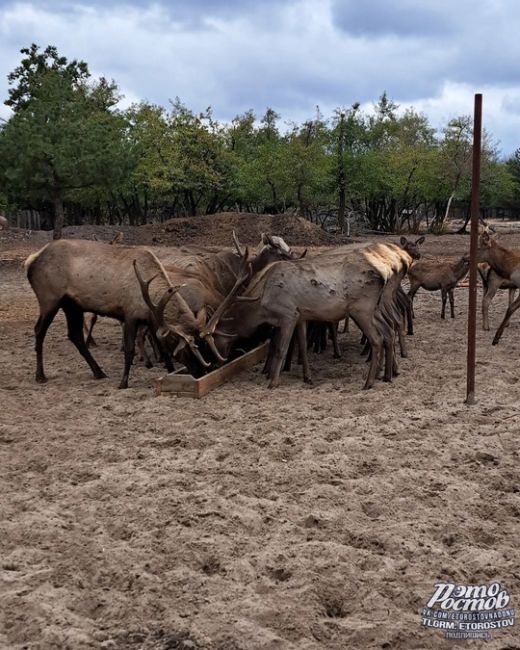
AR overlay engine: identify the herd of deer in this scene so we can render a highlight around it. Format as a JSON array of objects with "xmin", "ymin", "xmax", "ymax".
[{"xmin": 23, "ymin": 227, "xmax": 520, "ymax": 390}]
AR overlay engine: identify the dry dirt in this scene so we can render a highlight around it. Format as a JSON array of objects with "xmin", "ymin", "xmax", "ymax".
[{"xmin": 1, "ymin": 220, "xmax": 520, "ymax": 650}]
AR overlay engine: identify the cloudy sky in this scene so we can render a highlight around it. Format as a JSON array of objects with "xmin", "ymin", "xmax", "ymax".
[{"xmin": 1, "ymin": 0, "xmax": 519, "ymax": 156}]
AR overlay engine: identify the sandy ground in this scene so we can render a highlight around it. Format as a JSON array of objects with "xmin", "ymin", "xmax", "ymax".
[{"xmin": 1, "ymin": 231, "xmax": 520, "ymax": 650}]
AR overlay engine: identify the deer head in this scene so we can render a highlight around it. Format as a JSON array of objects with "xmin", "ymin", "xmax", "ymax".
[
  {"xmin": 399, "ymin": 236, "xmax": 425, "ymax": 260},
  {"xmin": 133, "ymin": 260, "xmax": 210, "ymax": 368}
]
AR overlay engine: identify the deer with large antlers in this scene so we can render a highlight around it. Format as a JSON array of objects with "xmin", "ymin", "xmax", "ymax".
[
  {"xmin": 210, "ymin": 242, "xmax": 412, "ymax": 389},
  {"xmin": 25, "ymin": 239, "xmax": 211, "ymax": 388}
]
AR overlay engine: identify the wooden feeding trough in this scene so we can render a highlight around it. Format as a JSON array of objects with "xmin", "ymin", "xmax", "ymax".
[{"xmin": 154, "ymin": 341, "xmax": 269, "ymax": 398}]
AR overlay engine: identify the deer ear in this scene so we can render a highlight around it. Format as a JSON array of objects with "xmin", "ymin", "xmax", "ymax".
[
  {"xmin": 416, "ymin": 236, "xmax": 425, "ymax": 245},
  {"xmin": 400, "ymin": 236, "xmax": 407, "ymax": 246},
  {"xmin": 196, "ymin": 307, "xmax": 206, "ymax": 330}
]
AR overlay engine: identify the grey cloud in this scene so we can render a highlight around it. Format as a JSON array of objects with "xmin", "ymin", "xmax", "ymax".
[
  {"xmin": 0, "ymin": 0, "xmax": 295, "ymax": 26},
  {"xmin": 331, "ymin": 0, "xmax": 455, "ymax": 37}
]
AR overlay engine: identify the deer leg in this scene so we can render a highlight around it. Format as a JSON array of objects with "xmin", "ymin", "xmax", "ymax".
[
  {"xmin": 449, "ymin": 288, "xmax": 455, "ymax": 318},
  {"xmin": 397, "ymin": 287, "xmax": 413, "ymax": 337},
  {"xmin": 263, "ymin": 333, "xmax": 278, "ymax": 375},
  {"xmin": 34, "ymin": 305, "xmax": 60, "ymax": 383},
  {"xmin": 268, "ymin": 320, "xmax": 298, "ymax": 388},
  {"xmin": 137, "ymin": 326, "xmax": 153, "ymax": 368},
  {"xmin": 296, "ymin": 321, "xmax": 312, "ymax": 384},
  {"xmin": 441, "ymin": 288, "xmax": 447, "ymax": 319},
  {"xmin": 319, "ymin": 323, "xmax": 327, "ymax": 352},
  {"xmin": 352, "ymin": 313, "xmax": 382, "ymax": 389},
  {"xmin": 62, "ymin": 301, "xmax": 107, "ymax": 380},
  {"xmin": 406, "ymin": 299, "xmax": 414, "ymax": 335},
  {"xmin": 313, "ymin": 323, "xmax": 321, "ymax": 353},
  {"xmin": 482, "ymin": 283, "xmax": 496, "ymax": 331},
  {"xmin": 407, "ymin": 284, "xmax": 419, "ymax": 332},
  {"xmin": 364, "ymin": 328, "xmax": 383, "ymax": 389},
  {"xmin": 283, "ymin": 330, "xmax": 296, "ymax": 372},
  {"xmin": 85, "ymin": 313, "xmax": 98, "ymax": 348},
  {"xmin": 342, "ymin": 317, "xmax": 349, "ymax": 333},
  {"xmin": 493, "ymin": 293, "xmax": 520, "ymax": 345},
  {"xmin": 377, "ymin": 315, "xmax": 395, "ymax": 382},
  {"xmin": 119, "ymin": 319, "xmax": 138, "ymax": 389},
  {"xmin": 329, "ymin": 322, "xmax": 341, "ymax": 358},
  {"xmin": 506, "ymin": 288, "xmax": 516, "ymax": 328},
  {"xmin": 396, "ymin": 316, "xmax": 407, "ymax": 358}
]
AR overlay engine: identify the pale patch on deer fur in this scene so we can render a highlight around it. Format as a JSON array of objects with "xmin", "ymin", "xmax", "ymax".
[
  {"xmin": 270, "ymin": 235, "xmax": 291, "ymax": 252},
  {"xmin": 257, "ymin": 235, "xmax": 291, "ymax": 255},
  {"xmin": 24, "ymin": 244, "xmax": 50, "ymax": 274},
  {"xmin": 363, "ymin": 243, "xmax": 410, "ymax": 281},
  {"xmin": 386, "ymin": 243, "xmax": 413, "ymax": 269},
  {"xmin": 372, "ymin": 244, "xmax": 404, "ymax": 272}
]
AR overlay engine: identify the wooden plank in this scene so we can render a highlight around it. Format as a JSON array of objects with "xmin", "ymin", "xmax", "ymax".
[{"xmin": 154, "ymin": 341, "xmax": 269, "ymax": 398}]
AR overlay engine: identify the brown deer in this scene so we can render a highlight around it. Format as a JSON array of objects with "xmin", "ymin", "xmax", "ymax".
[
  {"xmin": 408, "ymin": 254, "xmax": 470, "ymax": 320},
  {"xmin": 207, "ymin": 243, "xmax": 412, "ymax": 389},
  {"xmin": 477, "ymin": 231, "xmax": 520, "ymax": 344},
  {"xmin": 24, "ymin": 239, "xmax": 212, "ymax": 388},
  {"xmin": 478, "ymin": 262, "xmax": 517, "ymax": 331}
]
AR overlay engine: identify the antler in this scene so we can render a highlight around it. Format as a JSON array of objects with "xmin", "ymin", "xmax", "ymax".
[
  {"xmin": 232, "ymin": 230, "xmax": 245, "ymax": 258},
  {"xmin": 199, "ymin": 247, "xmax": 253, "ymax": 363},
  {"xmin": 133, "ymin": 260, "xmax": 186, "ymax": 327},
  {"xmin": 134, "ymin": 261, "xmax": 175, "ymax": 323},
  {"xmin": 134, "ymin": 261, "xmax": 211, "ymax": 368}
]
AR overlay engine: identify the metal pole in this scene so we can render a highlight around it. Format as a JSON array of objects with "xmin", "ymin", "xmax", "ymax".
[{"xmin": 465, "ymin": 93, "xmax": 482, "ymax": 405}]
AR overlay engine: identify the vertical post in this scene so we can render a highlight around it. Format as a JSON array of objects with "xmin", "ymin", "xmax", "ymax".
[
  {"xmin": 337, "ymin": 111, "xmax": 346, "ymax": 233},
  {"xmin": 465, "ymin": 93, "xmax": 483, "ymax": 405}
]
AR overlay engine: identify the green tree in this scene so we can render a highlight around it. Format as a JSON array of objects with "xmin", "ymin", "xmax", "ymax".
[{"xmin": 0, "ymin": 44, "xmax": 127, "ymax": 238}]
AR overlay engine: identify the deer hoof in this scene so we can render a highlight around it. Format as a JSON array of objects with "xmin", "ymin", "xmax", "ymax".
[
  {"xmin": 35, "ymin": 374, "xmax": 48, "ymax": 384},
  {"xmin": 94, "ymin": 371, "xmax": 108, "ymax": 380}
]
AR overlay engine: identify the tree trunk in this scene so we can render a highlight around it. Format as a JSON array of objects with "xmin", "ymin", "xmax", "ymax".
[{"xmin": 52, "ymin": 190, "xmax": 65, "ymax": 240}]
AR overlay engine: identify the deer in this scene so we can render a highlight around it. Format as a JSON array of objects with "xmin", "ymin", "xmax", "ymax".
[
  {"xmin": 478, "ymin": 262, "xmax": 517, "ymax": 331},
  {"xmin": 0, "ymin": 215, "xmax": 8, "ymax": 230},
  {"xmin": 340, "ymin": 236, "xmax": 424, "ymax": 340},
  {"xmin": 477, "ymin": 230, "xmax": 520, "ymax": 344},
  {"xmin": 24, "ymin": 239, "xmax": 214, "ymax": 388},
  {"xmin": 160, "ymin": 232, "xmax": 305, "ymax": 295},
  {"xmin": 407, "ymin": 254, "xmax": 470, "ymax": 321},
  {"xmin": 205, "ymin": 243, "xmax": 412, "ymax": 389}
]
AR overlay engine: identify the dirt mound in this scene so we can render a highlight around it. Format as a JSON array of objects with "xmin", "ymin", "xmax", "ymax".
[
  {"xmin": 0, "ymin": 213, "xmax": 342, "ymax": 252},
  {"xmin": 158, "ymin": 212, "xmax": 339, "ymax": 247}
]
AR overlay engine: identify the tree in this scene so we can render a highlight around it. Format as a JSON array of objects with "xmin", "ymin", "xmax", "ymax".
[{"xmin": 0, "ymin": 44, "xmax": 127, "ymax": 238}]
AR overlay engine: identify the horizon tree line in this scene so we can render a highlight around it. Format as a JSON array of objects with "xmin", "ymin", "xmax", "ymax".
[{"xmin": 0, "ymin": 44, "xmax": 519, "ymax": 238}]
